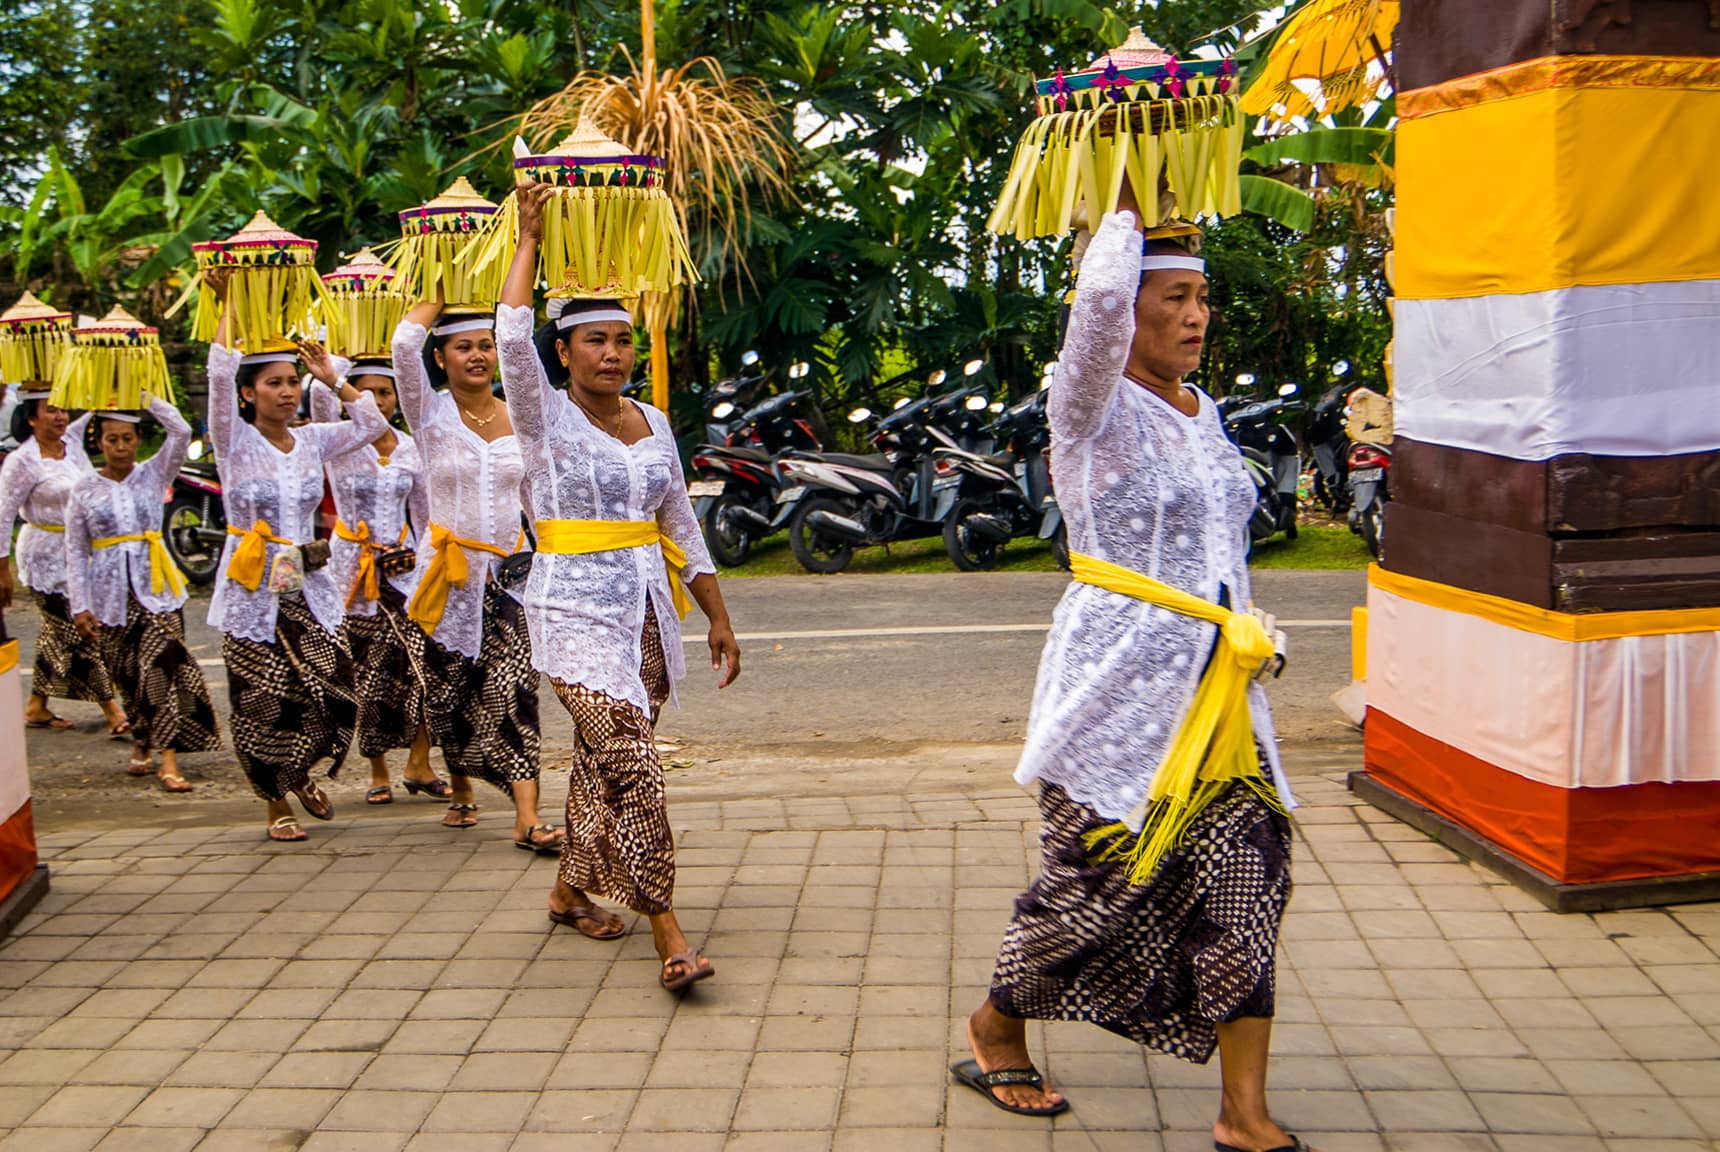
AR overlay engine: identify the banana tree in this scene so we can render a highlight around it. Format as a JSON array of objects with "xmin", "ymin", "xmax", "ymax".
[{"xmin": 1239, "ymin": 119, "xmax": 1394, "ymax": 231}]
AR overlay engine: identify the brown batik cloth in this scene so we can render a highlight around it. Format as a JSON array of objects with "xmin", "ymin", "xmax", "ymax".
[
  {"xmin": 420, "ymin": 582, "xmax": 539, "ymax": 791},
  {"xmin": 97, "ymin": 596, "xmax": 221, "ymax": 755},
  {"xmin": 989, "ymin": 776, "xmax": 1292, "ymax": 1065},
  {"xmin": 31, "ymin": 589, "xmax": 115, "ymax": 703},
  {"xmin": 553, "ymin": 603, "xmax": 675, "ymax": 916},
  {"xmin": 222, "ymin": 593, "xmax": 358, "ymax": 801},
  {"xmin": 346, "ymin": 589, "xmax": 428, "ymax": 759}
]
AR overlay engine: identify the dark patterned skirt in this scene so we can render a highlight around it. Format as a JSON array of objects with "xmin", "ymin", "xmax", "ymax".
[
  {"xmin": 31, "ymin": 589, "xmax": 115, "ymax": 704},
  {"xmin": 222, "ymin": 594, "xmax": 358, "ymax": 802},
  {"xmin": 96, "ymin": 596, "xmax": 221, "ymax": 755},
  {"xmin": 552, "ymin": 604, "xmax": 674, "ymax": 915},
  {"xmin": 346, "ymin": 589, "xmax": 428, "ymax": 759},
  {"xmin": 421, "ymin": 582, "xmax": 538, "ymax": 792},
  {"xmin": 989, "ymin": 778, "xmax": 1292, "ymax": 1065}
]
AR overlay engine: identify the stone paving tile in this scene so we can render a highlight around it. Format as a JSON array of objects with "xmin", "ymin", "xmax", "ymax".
[{"xmin": 0, "ymin": 768, "xmax": 1717, "ymax": 1147}]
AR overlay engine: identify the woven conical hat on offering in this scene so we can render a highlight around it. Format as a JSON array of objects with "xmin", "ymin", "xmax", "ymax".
[
  {"xmin": 51, "ymin": 306, "xmax": 172, "ymax": 411},
  {"xmin": 391, "ymin": 178, "xmax": 504, "ymax": 307},
  {"xmin": 0, "ymin": 292, "xmax": 74, "ymax": 386},
  {"xmin": 318, "ymin": 248, "xmax": 408, "ymax": 358},
  {"xmin": 989, "ymin": 27, "xmax": 1243, "ymax": 239},
  {"xmin": 175, "ymin": 211, "xmax": 326, "ymax": 348},
  {"xmin": 466, "ymin": 120, "xmax": 695, "ymax": 299}
]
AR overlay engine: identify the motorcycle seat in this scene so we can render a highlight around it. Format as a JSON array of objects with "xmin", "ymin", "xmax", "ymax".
[
  {"xmin": 818, "ymin": 452, "xmax": 894, "ymax": 472},
  {"xmin": 978, "ymin": 452, "xmax": 1016, "ymax": 469}
]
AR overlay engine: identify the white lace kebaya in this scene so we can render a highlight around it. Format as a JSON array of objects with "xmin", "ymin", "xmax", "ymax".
[
  {"xmin": 0, "ymin": 412, "xmax": 94, "ymax": 595},
  {"xmin": 308, "ymin": 380, "xmax": 428, "ymax": 615},
  {"xmin": 495, "ymin": 303, "xmax": 716, "ymax": 714},
  {"xmin": 65, "ymin": 398, "xmax": 193, "ymax": 626},
  {"xmin": 390, "ymin": 320, "xmax": 528, "ymax": 660},
  {"xmin": 1015, "ymin": 211, "xmax": 1294, "ymax": 828},
  {"xmin": 204, "ymin": 344, "xmax": 387, "ymax": 643}
]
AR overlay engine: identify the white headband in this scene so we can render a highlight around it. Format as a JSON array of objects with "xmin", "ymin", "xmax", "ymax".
[
  {"xmin": 239, "ymin": 352, "xmax": 298, "ymax": 367},
  {"xmin": 95, "ymin": 412, "xmax": 142, "ymax": 424},
  {"xmin": 556, "ymin": 308, "xmax": 633, "ymax": 331},
  {"xmin": 432, "ymin": 317, "xmax": 494, "ymax": 337},
  {"xmin": 15, "ymin": 390, "xmax": 51, "ymax": 402},
  {"xmin": 1140, "ymin": 255, "xmax": 1206, "ymax": 274},
  {"xmin": 350, "ymin": 366, "xmax": 396, "ymax": 379}
]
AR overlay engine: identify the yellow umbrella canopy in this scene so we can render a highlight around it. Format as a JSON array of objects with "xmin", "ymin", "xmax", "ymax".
[{"xmin": 1240, "ymin": 0, "xmax": 1397, "ymax": 124}]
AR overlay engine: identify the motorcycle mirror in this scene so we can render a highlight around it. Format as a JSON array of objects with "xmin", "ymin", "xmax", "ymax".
[
  {"xmin": 1333, "ymin": 360, "xmax": 1351, "ymax": 376},
  {"xmin": 1235, "ymin": 372, "xmax": 1256, "ymax": 387},
  {"xmin": 989, "ymin": 401, "xmax": 1005, "ymax": 414},
  {"xmin": 1277, "ymin": 382, "xmax": 1299, "ymax": 398},
  {"xmin": 964, "ymin": 395, "xmax": 988, "ymax": 411},
  {"xmin": 788, "ymin": 361, "xmax": 810, "ymax": 379},
  {"xmin": 187, "ymin": 439, "xmax": 206, "ymax": 461},
  {"xmin": 893, "ymin": 396, "xmax": 912, "ymax": 411},
  {"xmin": 926, "ymin": 369, "xmax": 947, "ymax": 387},
  {"xmin": 741, "ymin": 350, "xmax": 760, "ymax": 367},
  {"xmin": 711, "ymin": 402, "xmax": 736, "ymax": 420},
  {"xmin": 963, "ymin": 358, "xmax": 985, "ymax": 377},
  {"xmin": 848, "ymin": 407, "xmax": 872, "ymax": 423}
]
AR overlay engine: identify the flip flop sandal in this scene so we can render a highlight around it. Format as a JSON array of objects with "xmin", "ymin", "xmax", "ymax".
[
  {"xmin": 26, "ymin": 714, "xmax": 74, "ymax": 730},
  {"xmin": 108, "ymin": 720, "xmax": 134, "ymax": 740},
  {"xmin": 267, "ymin": 816, "xmax": 307, "ymax": 842},
  {"xmin": 548, "ymin": 905, "xmax": 627, "ymax": 940},
  {"xmin": 514, "ymin": 824, "xmax": 564, "ymax": 855},
  {"xmin": 443, "ymin": 803, "xmax": 479, "ymax": 829},
  {"xmin": 1216, "ymin": 1139, "xmax": 1309, "ymax": 1152},
  {"xmin": 660, "ymin": 949, "xmax": 715, "ymax": 993},
  {"xmin": 950, "ymin": 1059, "xmax": 1071, "ymax": 1117},
  {"xmin": 159, "ymin": 773, "xmax": 194, "ymax": 794},
  {"xmin": 366, "ymin": 786, "xmax": 394, "ymax": 805},
  {"xmin": 402, "ymin": 776, "xmax": 452, "ymax": 799},
  {"xmin": 294, "ymin": 783, "xmax": 335, "ymax": 821},
  {"xmin": 126, "ymin": 754, "xmax": 153, "ymax": 777}
]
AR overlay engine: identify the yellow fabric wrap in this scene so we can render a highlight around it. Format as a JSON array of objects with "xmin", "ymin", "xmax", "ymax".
[
  {"xmin": 1398, "ymin": 54, "xmax": 1720, "ymax": 121},
  {"xmin": 225, "ymin": 521, "xmax": 294, "ymax": 593},
  {"xmin": 406, "ymin": 524, "xmax": 511, "ymax": 633},
  {"xmin": 1368, "ymin": 564, "xmax": 1720, "ymax": 642},
  {"xmin": 1068, "ymin": 551, "xmax": 1286, "ymax": 885},
  {"xmin": 24, "ymin": 523, "xmax": 64, "ymax": 532},
  {"xmin": 535, "ymin": 519, "xmax": 693, "ymax": 622},
  {"xmin": 1395, "ymin": 82, "xmax": 1720, "ymax": 299},
  {"xmin": 92, "ymin": 530, "xmax": 187, "ymax": 599},
  {"xmin": 335, "ymin": 520, "xmax": 409, "ymax": 609}
]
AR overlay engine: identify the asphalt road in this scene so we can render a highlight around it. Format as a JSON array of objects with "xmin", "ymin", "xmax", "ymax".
[{"xmin": 9, "ymin": 568, "xmax": 1367, "ymax": 829}]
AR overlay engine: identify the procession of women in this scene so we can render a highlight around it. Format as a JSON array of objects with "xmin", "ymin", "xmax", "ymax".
[{"xmin": 0, "ymin": 32, "xmax": 1319, "ymax": 1152}]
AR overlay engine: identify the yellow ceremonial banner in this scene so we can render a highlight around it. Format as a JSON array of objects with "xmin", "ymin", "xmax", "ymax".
[
  {"xmin": 1395, "ymin": 84, "xmax": 1720, "ymax": 300},
  {"xmin": 1368, "ymin": 565, "xmax": 1720, "ymax": 643},
  {"xmin": 1399, "ymin": 55, "xmax": 1720, "ymax": 121}
]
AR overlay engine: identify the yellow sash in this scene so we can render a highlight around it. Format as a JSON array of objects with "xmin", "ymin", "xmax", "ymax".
[
  {"xmin": 225, "ymin": 521, "xmax": 294, "ymax": 593},
  {"xmin": 1069, "ymin": 551, "xmax": 1285, "ymax": 884},
  {"xmin": 535, "ymin": 519, "xmax": 692, "ymax": 621},
  {"xmin": 24, "ymin": 523, "xmax": 64, "ymax": 532},
  {"xmin": 407, "ymin": 523, "xmax": 511, "ymax": 633},
  {"xmin": 335, "ymin": 519, "xmax": 410, "ymax": 609},
  {"xmin": 91, "ymin": 529, "xmax": 188, "ymax": 599}
]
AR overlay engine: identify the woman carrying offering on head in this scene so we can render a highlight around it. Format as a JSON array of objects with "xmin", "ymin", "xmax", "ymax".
[
  {"xmin": 956, "ymin": 184, "xmax": 1305, "ymax": 1152},
  {"xmin": 390, "ymin": 295, "xmax": 561, "ymax": 852},
  {"xmin": 66, "ymin": 401, "xmax": 221, "ymax": 792},
  {"xmin": 499, "ymin": 183, "xmax": 739, "ymax": 991},
  {"xmin": 307, "ymin": 359, "xmax": 446, "ymax": 806},
  {"xmin": 203, "ymin": 269, "xmax": 386, "ymax": 842}
]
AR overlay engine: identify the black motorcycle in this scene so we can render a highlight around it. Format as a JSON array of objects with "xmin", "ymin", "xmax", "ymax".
[
  {"xmin": 1305, "ymin": 382, "xmax": 1352, "ymax": 514},
  {"xmin": 1223, "ymin": 384, "xmax": 1303, "ymax": 547},
  {"xmin": 938, "ymin": 388, "xmax": 1068, "ymax": 571},
  {"xmin": 163, "ymin": 439, "xmax": 226, "ymax": 585}
]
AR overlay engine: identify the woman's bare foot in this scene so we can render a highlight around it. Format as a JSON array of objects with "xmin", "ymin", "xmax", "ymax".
[
  {"xmin": 966, "ymin": 1000, "xmax": 1065, "ymax": 1112},
  {"xmin": 1213, "ymin": 1118, "xmax": 1307, "ymax": 1152}
]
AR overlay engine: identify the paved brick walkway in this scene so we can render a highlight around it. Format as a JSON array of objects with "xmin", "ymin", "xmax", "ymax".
[{"xmin": 1, "ymin": 763, "xmax": 1717, "ymax": 1151}]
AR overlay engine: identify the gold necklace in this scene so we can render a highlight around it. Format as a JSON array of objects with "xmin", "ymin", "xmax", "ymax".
[
  {"xmin": 574, "ymin": 394, "xmax": 626, "ymax": 439},
  {"xmin": 460, "ymin": 400, "xmax": 500, "ymax": 428}
]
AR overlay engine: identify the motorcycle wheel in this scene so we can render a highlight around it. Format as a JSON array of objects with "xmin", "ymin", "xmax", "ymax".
[
  {"xmin": 1360, "ymin": 502, "xmax": 1384, "ymax": 559},
  {"xmin": 164, "ymin": 496, "xmax": 222, "ymax": 586},
  {"xmin": 702, "ymin": 493, "xmax": 754, "ymax": 568},
  {"xmin": 1050, "ymin": 521, "xmax": 1071, "ymax": 572},
  {"xmin": 943, "ymin": 498, "xmax": 1005, "ymax": 572},
  {"xmin": 788, "ymin": 495, "xmax": 855, "ymax": 575}
]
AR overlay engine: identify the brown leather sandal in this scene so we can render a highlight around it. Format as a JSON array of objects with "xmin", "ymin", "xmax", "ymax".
[
  {"xmin": 660, "ymin": 950, "xmax": 714, "ymax": 993},
  {"xmin": 548, "ymin": 905, "xmax": 626, "ymax": 940}
]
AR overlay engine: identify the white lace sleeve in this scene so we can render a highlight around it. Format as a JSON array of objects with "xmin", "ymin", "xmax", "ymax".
[
  {"xmin": 63, "ymin": 480, "xmax": 93, "ymax": 616},
  {"xmin": 0, "ymin": 450, "xmax": 38, "ymax": 560},
  {"xmin": 66, "ymin": 413, "xmax": 97, "ymax": 473},
  {"xmin": 496, "ymin": 304, "xmax": 557, "ymax": 467},
  {"xmin": 654, "ymin": 410, "xmax": 717, "ymax": 580},
  {"xmin": 299, "ymin": 392, "xmax": 385, "ymax": 460},
  {"xmin": 392, "ymin": 321, "xmax": 436, "ymax": 436},
  {"xmin": 307, "ymin": 379, "xmax": 341, "ymax": 424},
  {"xmin": 141, "ymin": 395, "xmax": 191, "ymax": 493},
  {"xmin": 1051, "ymin": 212, "xmax": 1143, "ymax": 443},
  {"xmin": 207, "ymin": 343, "xmax": 242, "ymax": 462}
]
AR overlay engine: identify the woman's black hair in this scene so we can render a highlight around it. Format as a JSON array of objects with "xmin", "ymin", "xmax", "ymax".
[
  {"xmin": 8, "ymin": 398, "xmax": 44, "ymax": 445},
  {"xmin": 532, "ymin": 319, "xmax": 571, "ymax": 389},
  {"xmin": 349, "ymin": 357, "xmax": 408, "ymax": 430},
  {"xmin": 83, "ymin": 413, "xmax": 154, "ymax": 459}
]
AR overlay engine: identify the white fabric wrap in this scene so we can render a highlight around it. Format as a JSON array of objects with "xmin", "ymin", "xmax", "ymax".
[
  {"xmin": 1014, "ymin": 211, "xmax": 1293, "ymax": 826},
  {"xmin": 0, "ymin": 413, "xmax": 95, "ymax": 594}
]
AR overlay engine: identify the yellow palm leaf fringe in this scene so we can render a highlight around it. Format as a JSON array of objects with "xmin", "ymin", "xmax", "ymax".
[
  {"xmin": 465, "ymin": 188, "xmax": 695, "ymax": 299},
  {"xmin": 318, "ymin": 251, "xmax": 409, "ymax": 359},
  {"xmin": 386, "ymin": 178, "xmax": 505, "ymax": 307},
  {"xmin": 170, "ymin": 213, "xmax": 328, "ymax": 348},
  {"xmin": 0, "ymin": 314, "xmax": 72, "ymax": 386},
  {"xmin": 50, "ymin": 311, "xmax": 171, "ymax": 412}
]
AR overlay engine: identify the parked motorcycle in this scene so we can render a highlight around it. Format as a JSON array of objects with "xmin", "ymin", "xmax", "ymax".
[
  {"xmin": 1223, "ymin": 383, "xmax": 1303, "ymax": 547},
  {"xmin": 1344, "ymin": 386, "xmax": 1395, "ymax": 558},
  {"xmin": 1305, "ymin": 381, "xmax": 1352, "ymax": 514},
  {"xmin": 937, "ymin": 386, "xmax": 1067, "ymax": 571},
  {"xmin": 163, "ymin": 439, "xmax": 226, "ymax": 585}
]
